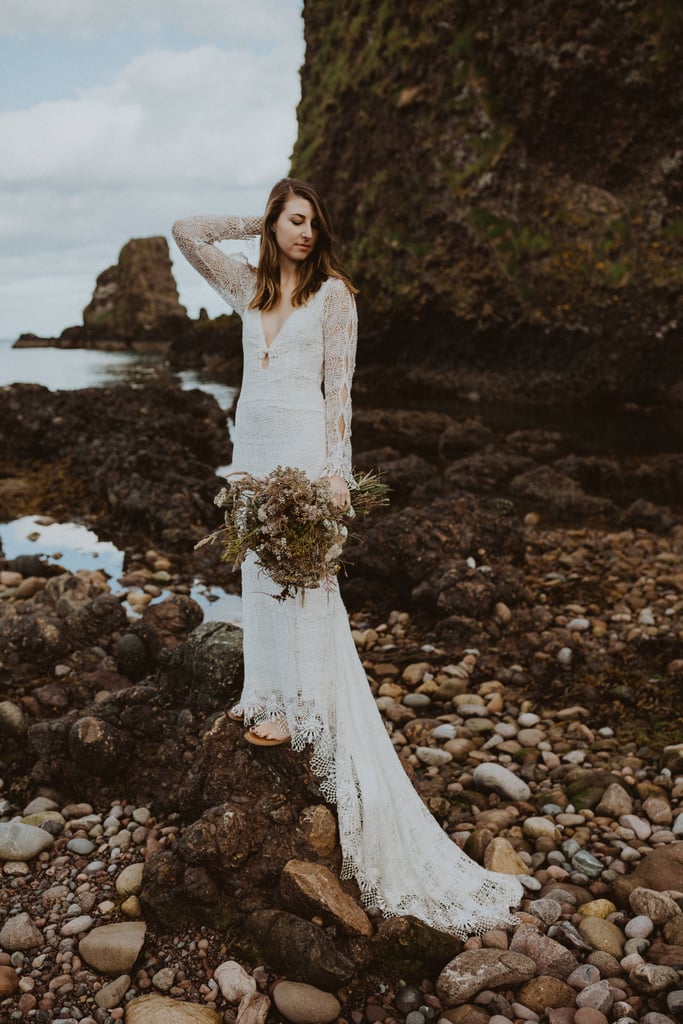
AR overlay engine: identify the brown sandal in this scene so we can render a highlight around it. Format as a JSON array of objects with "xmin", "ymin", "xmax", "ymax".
[
  {"xmin": 227, "ymin": 706, "xmax": 244, "ymax": 722},
  {"xmin": 244, "ymin": 725, "xmax": 291, "ymax": 747}
]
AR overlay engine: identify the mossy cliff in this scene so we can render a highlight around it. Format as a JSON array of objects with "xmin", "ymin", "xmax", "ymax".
[{"xmin": 291, "ymin": 0, "xmax": 683, "ymax": 399}]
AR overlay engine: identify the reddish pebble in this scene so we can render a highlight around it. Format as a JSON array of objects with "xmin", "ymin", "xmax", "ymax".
[
  {"xmin": 18, "ymin": 993, "xmax": 37, "ymax": 1014},
  {"xmin": 574, "ymin": 1008, "xmax": 608, "ymax": 1024}
]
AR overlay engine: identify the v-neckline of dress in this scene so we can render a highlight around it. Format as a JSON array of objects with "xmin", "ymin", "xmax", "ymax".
[{"xmin": 260, "ymin": 306, "xmax": 297, "ymax": 351}]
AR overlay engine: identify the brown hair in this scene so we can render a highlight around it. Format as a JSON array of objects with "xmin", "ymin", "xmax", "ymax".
[{"xmin": 249, "ymin": 177, "xmax": 357, "ymax": 311}]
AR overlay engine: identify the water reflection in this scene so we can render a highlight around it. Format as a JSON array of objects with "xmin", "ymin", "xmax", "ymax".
[{"xmin": 0, "ymin": 515, "xmax": 241, "ymax": 625}]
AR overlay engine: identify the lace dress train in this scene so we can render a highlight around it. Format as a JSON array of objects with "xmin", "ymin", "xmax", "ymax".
[{"xmin": 172, "ymin": 214, "xmax": 523, "ymax": 937}]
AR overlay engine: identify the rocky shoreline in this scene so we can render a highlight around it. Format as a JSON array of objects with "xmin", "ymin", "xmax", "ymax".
[{"xmin": 1, "ymin": 378, "xmax": 682, "ymax": 1023}]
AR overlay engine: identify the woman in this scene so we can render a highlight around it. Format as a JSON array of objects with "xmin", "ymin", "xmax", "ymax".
[{"xmin": 172, "ymin": 178, "xmax": 523, "ymax": 938}]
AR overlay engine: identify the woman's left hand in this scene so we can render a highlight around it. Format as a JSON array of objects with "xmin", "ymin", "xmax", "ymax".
[{"xmin": 324, "ymin": 474, "xmax": 351, "ymax": 511}]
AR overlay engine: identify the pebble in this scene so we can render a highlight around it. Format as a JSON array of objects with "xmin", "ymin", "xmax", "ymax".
[
  {"xmin": 272, "ymin": 980, "xmax": 341, "ymax": 1023},
  {"xmin": 59, "ymin": 915, "xmax": 93, "ymax": 937},
  {"xmin": 472, "ymin": 763, "xmax": 531, "ymax": 801},
  {"xmin": 66, "ymin": 838, "xmax": 96, "ymax": 855},
  {"xmin": 0, "ymin": 822, "xmax": 54, "ymax": 861},
  {"xmin": 0, "ymin": 913, "xmax": 44, "ymax": 951},
  {"xmin": 415, "ymin": 747, "xmax": 453, "ymax": 766},
  {"xmin": 78, "ymin": 922, "xmax": 146, "ymax": 975}
]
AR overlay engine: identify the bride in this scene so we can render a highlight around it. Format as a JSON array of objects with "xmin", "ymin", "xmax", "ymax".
[{"xmin": 172, "ymin": 178, "xmax": 523, "ymax": 938}]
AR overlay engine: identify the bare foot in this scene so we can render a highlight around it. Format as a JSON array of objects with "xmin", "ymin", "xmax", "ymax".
[{"xmin": 247, "ymin": 720, "xmax": 290, "ymax": 742}]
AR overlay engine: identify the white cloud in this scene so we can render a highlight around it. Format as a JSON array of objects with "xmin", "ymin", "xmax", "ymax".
[
  {"xmin": 0, "ymin": 0, "xmax": 301, "ymax": 47},
  {"xmin": 0, "ymin": 6, "xmax": 304, "ymax": 338}
]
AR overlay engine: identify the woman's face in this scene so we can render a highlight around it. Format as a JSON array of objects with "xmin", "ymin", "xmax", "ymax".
[{"xmin": 273, "ymin": 195, "xmax": 319, "ymax": 262}]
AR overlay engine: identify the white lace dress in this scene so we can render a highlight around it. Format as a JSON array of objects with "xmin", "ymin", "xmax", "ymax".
[{"xmin": 172, "ymin": 215, "xmax": 523, "ymax": 938}]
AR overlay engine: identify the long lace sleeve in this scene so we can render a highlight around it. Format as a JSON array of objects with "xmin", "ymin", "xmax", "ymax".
[
  {"xmin": 321, "ymin": 279, "xmax": 357, "ymax": 486},
  {"xmin": 171, "ymin": 214, "xmax": 262, "ymax": 315}
]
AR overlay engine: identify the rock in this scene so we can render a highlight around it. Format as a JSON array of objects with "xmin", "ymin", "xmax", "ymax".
[
  {"xmin": 0, "ymin": 822, "xmax": 54, "ymax": 861},
  {"xmin": 68, "ymin": 715, "xmax": 130, "ymax": 773},
  {"xmin": 280, "ymin": 860, "xmax": 373, "ymax": 936},
  {"xmin": 116, "ymin": 862, "xmax": 145, "ymax": 898},
  {"xmin": 567, "ymin": 964, "xmax": 601, "ymax": 990},
  {"xmin": 595, "ymin": 783, "xmax": 633, "ymax": 817},
  {"xmin": 60, "ymin": 914, "xmax": 93, "ymax": 936},
  {"xmin": 642, "ymin": 796, "xmax": 672, "ymax": 825},
  {"xmin": 415, "ymin": 746, "xmax": 453, "ymax": 766},
  {"xmin": 297, "ymin": 805, "xmax": 337, "ymax": 857},
  {"xmin": 527, "ymin": 898, "xmax": 563, "ymax": 925},
  {"xmin": 0, "ymin": 700, "xmax": 27, "ymax": 738},
  {"xmin": 571, "ymin": 849, "xmax": 604, "ymax": 878},
  {"xmin": 574, "ymin": 1010, "xmax": 609, "ymax": 1024},
  {"xmin": 612, "ymin": 841, "xmax": 683, "ymax": 902},
  {"xmin": 79, "ymin": 921, "xmax": 146, "ymax": 975},
  {"xmin": 113, "ymin": 633, "xmax": 150, "ymax": 680},
  {"xmin": 82, "ymin": 236, "xmax": 190, "ymax": 339},
  {"xmin": 625, "ymin": 915, "xmax": 654, "ymax": 939},
  {"xmin": 246, "ymin": 910, "xmax": 355, "ymax": 988},
  {"xmin": 575, "ymin": 980, "xmax": 613, "ymax": 1013},
  {"xmin": 0, "ymin": 965, "xmax": 19, "ymax": 997},
  {"xmin": 152, "ymin": 967, "xmax": 176, "ymax": 991},
  {"xmin": 214, "ymin": 961, "xmax": 256, "ymax": 1002},
  {"xmin": 472, "ymin": 763, "xmax": 531, "ymax": 801},
  {"xmin": 628, "ymin": 963, "xmax": 680, "ymax": 995},
  {"xmin": 124, "ymin": 993, "xmax": 221, "ymax": 1023},
  {"xmin": 509, "ymin": 924, "xmax": 579, "ymax": 979},
  {"xmin": 271, "ymin": 980, "xmax": 341, "ymax": 1024},
  {"xmin": 95, "ymin": 974, "xmax": 131, "ymax": 1009},
  {"xmin": 629, "ymin": 886, "xmax": 680, "ymax": 925},
  {"xmin": 523, "ymin": 817, "xmax": 560, "ymax": 840},
  {"xmin": 483, "ymin": 837, "xmax": 529, "ymax": 875},
  {"xmin": 0, "ymin": 912, "xmax": 44, "ymax": 951},
  {"xmin": 663, "ymin": 915, "xmax": 683, "ymax": 945},
  {"xmin": 578, "ymin": 899, "xmax": 616, "ymax": 919},
  {"xmin": 394, "ymin": 985, "xmax": 423, "ymax": 1014},
  {"xmin": 517, "ymin": 975, "xmax": 576, "ymax": 1012},
  {"xmin": 577, "ymin": 917, "xmax": 624, "ymax": 957},
  {"xmin": 436, "ymin": 949, "xmax": 536, "ymax": 1006},
  {"xmin": 158, "ymin": 620, "xmax": 243, "ymax": 712}
]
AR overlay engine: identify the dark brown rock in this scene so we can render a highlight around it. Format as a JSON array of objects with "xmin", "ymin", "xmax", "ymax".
[
  {"xmin": 82, "ymin": 236, "xmax": 190, "ymax": 341},
  {"xmin": 612, "ymin": 842, "xmax": 683, "ymax": 904},
  {"xmin": 246, "ymin": 909, "xmax": 355, "ymax": 988}
]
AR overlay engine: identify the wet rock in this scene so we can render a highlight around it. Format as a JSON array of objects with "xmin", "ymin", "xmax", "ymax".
[
  {"xmin": 0, "ymin": 912, "xmax": 44, "ymax": 951},
  {"xmin": 79, "ymin": 921, "xmax": 146, "ymax": 975},
  {"xmin": 436, "ymin": 949, "xmax": 536, "ymax": 1006},
  {"xmin": 271, "ymin": 980, "xmax": 341, "ymax": 1024},
  {"xmin": 246, "ymin": 910, "xmax": 355, "ymax": 988},
  {"xmin": 280, "ymin": 860, "xmax": 373, "ymax": 936},
  {"xmin": 0, "ymin": 822, "xmax": 54, "ymax": 861},
  {"xmin": 124, "ymin": 992, "xmax": 221, "ymax": 1023},
  {"xmin": 509, "ymin": 924, "xmax": 580, "ymax": 979},
  {"xmin": 394, "ymin": 985, "xmax": 423, "ymax": 1014},
  {"xmin": 158, "ymin": 620, "xmax": 244, "ymax": 711}
]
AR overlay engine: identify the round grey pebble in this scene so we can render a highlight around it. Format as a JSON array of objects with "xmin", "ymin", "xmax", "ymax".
[
  {"xmin": 67, "ymin": 838, "xmax": 96, "ymax": 855},
  {"xmin": 405, "ymin": 1013, "xmax": 426, "ymax": 1024}
]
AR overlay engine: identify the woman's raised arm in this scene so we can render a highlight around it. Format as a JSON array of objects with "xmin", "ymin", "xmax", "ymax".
[{"xmin": 171, "ymin": 214, "xmax": 262, "ymax": 315}]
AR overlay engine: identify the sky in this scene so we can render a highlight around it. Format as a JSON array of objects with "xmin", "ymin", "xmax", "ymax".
[{"xmin": 0, "ymin": 0, "xmax": 305, "ymax": 339}]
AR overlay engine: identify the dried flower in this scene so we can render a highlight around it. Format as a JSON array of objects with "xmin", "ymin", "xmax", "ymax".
[{"xmin": 195, "ymin": 466, "xmax": 389, "ymax": 600}]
